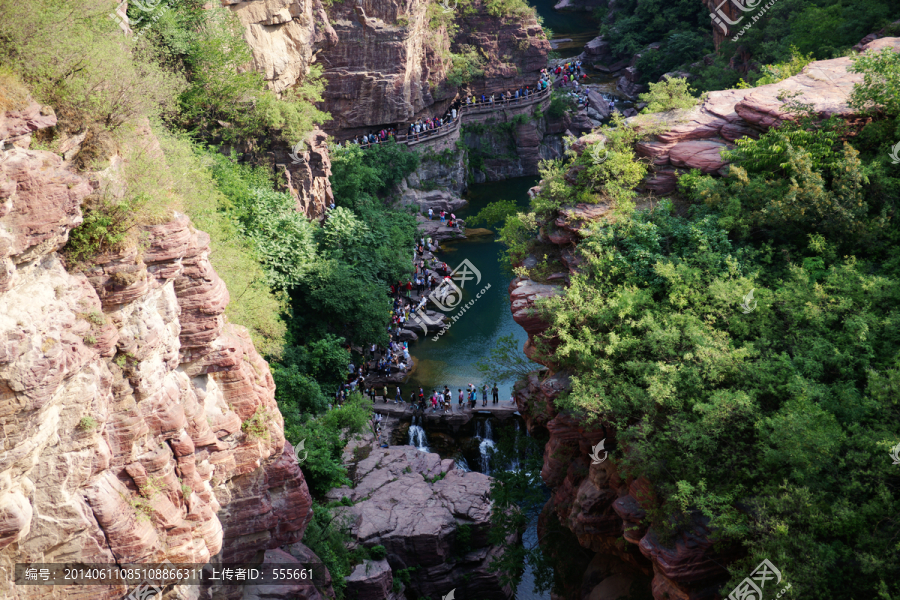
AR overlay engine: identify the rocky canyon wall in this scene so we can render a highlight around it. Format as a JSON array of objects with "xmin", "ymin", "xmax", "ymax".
[
  {"xmin": 316, "ymin": 0, "xmax": 454, "ymax": 139},
  {"xmin": 315, "ymin": 0, "xmax": 551, "ymax": 140},
  {"xmin": 0, "ymin": 102, "xmax": 321, "ymax": 600},
  {"xmin": 451, "ymin": 0, "xmax": 552, "ymax": 98},
  {"xmin": 223, "ymin": 0, "xmax": 337, "ymax": 94}
]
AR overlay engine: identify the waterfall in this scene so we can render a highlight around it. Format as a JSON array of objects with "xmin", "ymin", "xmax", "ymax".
[
  {"xmin": 479, "ymin": 438, "xmax": 496, "ymax": 474},
  {"xmin": 408, "ymin": 415, "xmax": 429, "ymax": 452},
  {"xmin": 455, "ymin": 455, "xmax": 471, "ymax": 472},
  {"xmin": 476, "ymin": 418, "xmax": 496, "ymax": 474},
  {"xmin": 509, "ymin": 420, "xmax": 521, "ymax": 472}
]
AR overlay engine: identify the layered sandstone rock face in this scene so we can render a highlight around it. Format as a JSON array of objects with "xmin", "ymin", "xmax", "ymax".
[
  {"xmin": 223, "ymin": 0, "xmax": 338, "ymax": 93},
  {"xmin": 0, "ymin": 105, "xmax": 317, "ymax": 600},
  {"xmin": 452, "ymin": 0, "xmax": 551, "ymax": 98},
  {"xmin": 631, "ymin": 37, "xmax": 900, "ymax": 194},
  {"xmin": 273, "ymin": 128, "xmax": 335, "ymax": 221},
  {"xmin": 316, "ymin": 0, "xmax": 453, "ymax": 137},
  {"xmin": 316, "ymin": 0, "xmax": 550, "ymax": 139}
]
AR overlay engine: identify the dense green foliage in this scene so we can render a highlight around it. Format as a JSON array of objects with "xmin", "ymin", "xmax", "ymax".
[
  {"xmin": 147, "ymin": 0, "xmax": 329, "ymax": 144},
  {"xmin": 594, "ymin": 0, "xmax": 899, "ymax": 88},
  {"xmin": 447, "ymin": 47, "xmax": 487, "ymax": 87},
  {"xmin": 498, "ymin": 52, "xmax": 900, "ymax": 598}
]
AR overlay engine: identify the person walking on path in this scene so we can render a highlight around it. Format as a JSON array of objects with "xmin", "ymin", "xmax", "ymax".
[
  {"xmin": 395, "ymin": 386, "xmax": 402, "ymax": 404},
  {"xmin": 458, "ymin": 388, "xmax": 464, "ymax": 410},
  {"xmin": 481, "ymin": 384, "xmax": 488, "ymax": 407},
  {"xmin": 428, "ymin": 208, "xmax": 434, "ymax": 220}
]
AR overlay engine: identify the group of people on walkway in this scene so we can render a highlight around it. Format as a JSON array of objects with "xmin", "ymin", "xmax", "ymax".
[
  {"xmin": 464, "ymin": 76, "xmax": 550, "ymax": 108},
  {"xmin": 346, "ymin": 128, "xmax": 397, "ymax": 148},
  {"xmin": 340, "ymin": 75, "xmax": 553, "ymax": 150},
  {"xmin": 390, "ymin": 383, "xmax": 503, "ymax": 413},
  {"xmin": 408, "ymin": 108, "xmax": 459, "ymax": 141}
]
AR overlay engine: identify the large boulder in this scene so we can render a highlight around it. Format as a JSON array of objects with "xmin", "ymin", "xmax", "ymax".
[
  {"xmin": 508, "ymin": 277, "xmax": 563, "ymax": 337},
  {"xmin": 326, "ymin": 445, "xmax": 513, "ymax": 600},
  {"xmin": 345, "ymin": 559, "xmax": 393, "ymax": 600}
]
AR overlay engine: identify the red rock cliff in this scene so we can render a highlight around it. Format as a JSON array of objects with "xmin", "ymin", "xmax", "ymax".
[{"xmin": 0, "ymin": 103, "xmax": 317, "ymax": 599}]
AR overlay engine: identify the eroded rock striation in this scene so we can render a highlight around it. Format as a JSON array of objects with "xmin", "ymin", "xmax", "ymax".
[
  {"xmin": 0, "ymin": 101, "xmax": 318, "ymax": 600},
  {"xmin": 224, "ymin": 0, "xmax": 338, "ymax": 93},
  {"xmin": 316, "ymin": 0, "xmax": 453, "ymax": 137},
  {"xmin": 630, "ymin": 37, "xmax": 900, "ymax": 194}
]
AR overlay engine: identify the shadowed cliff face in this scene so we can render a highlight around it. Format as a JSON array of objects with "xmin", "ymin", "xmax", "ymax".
[
  {"xmin": 451, "ymin": 1, "xmax": 551, "ymax": 98},
  {"xmin": 315, "ymin": 0, "xmax": 454, "ymax": 136},
  {"xmin": 0, "ymin": 103, "xmax": 315, "ymax": 599},
  {"xmin": 314, "ymin": 0, "xmax": 551, "ymax": 138}
]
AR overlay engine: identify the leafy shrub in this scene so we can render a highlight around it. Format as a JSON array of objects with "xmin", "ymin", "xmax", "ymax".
[
  {"xmin": 483, "ymin": 0, "xmax": 535, "ymax": 19},
  {"xmin": 740, "ymin": 45, "xmax": 815, "ymax": 87},
  {"xmin": 547, "ymin": 89, "xmax": 576, "ymax": 119},
  {"xmin": 241, "ymin": 406, "xmax": 270, "ymax": 440},
  {"xmin": 280, "ymin": 393, "xmax": 372, "ymax": 496},
  {"xmin": 368, "ymin": 545, "xmax": 387, "ymax": 560},
  {"xmin": 638, "ymin": 76, "xmax": 699, "ymax": 113},
  {"xmin": 0, "ymin": 66, "xmax": 30, "ymax": 112},
  {"xmin": 301, "ymin": 502, "xmax": 354, "ymax": 598},
  {"xmin": 149, "ymin": 1, "xmax": 329, "ymax": 144},
  {"xmin": 468, "ymin": 199, "xmax": 520, "ymax": 227},
  {"xmin": 849, "ymin": 46, "xmax": 900, "ymax": 117},
  {"xmin": 207, "ymin": 154, "xmax": 318, "ymax": 291},
  {"xmin": 78, "ymin": 416, "xmax": 99, "ymax": 431},
  {"xmin": 0, "ymin": 0, "xmax": 183, "ymax": 133},
  {"xmin": 447, "ymin": 47, "xmax": 486, "ymax": 87},
  {"xmin": 574, "ymin": 115, "xmax": 648, "ymax": 211},
  {"xmin": 66, "ymin": 127, "xmax": 184, "ymax": 260}
]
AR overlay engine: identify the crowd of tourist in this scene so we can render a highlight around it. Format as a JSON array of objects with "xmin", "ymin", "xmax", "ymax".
[
  {"xmin": 339, "ymin": 74, "xmax": 553, "ymax": 150},
  {"xmin": 552, "ymin": 59, "xmax": 588, "ymax": 87},
  {"xmin": 344, "ymin": 128, "xmax": 398, "ymax": 148}
]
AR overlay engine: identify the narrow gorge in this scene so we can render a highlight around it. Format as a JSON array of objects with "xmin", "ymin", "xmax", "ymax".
[{"xmin": 1, "ymin": 0, "xmax": 899, "ymax": 600}]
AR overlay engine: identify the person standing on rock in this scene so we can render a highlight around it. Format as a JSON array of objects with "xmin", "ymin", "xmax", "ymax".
[
  {"xmin": 428, "ymin": 208, "xmax": 434, "ymax": 220},
  {"xmin": 482, "ymin": 384, "xmax": 488, "ymax": 407},
  {"xmin": 395, "ymin": 386, "xmax": 402, "ymax": 404},
  {"xmin": 492, "ymin": 383, "xmax": 499, "ymax": 404},
  {"xmin": 383, "ymin": 385, "xmax": 389, "ymax": 403}
]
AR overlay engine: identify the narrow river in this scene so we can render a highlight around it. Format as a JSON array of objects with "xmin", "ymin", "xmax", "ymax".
[
  {"xmin": 528, "ymin": 0, "xmax": 600, "ymax": 58},
  {"xmin": 405, "ymin": 176, "xmax": 551, "ymax": 600},
  {"xmin": 404, "ymin": 176, "xmax": 535, "ymax": 403}
]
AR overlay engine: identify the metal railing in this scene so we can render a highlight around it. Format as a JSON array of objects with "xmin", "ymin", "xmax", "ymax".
[{"xmin": 353, "ymin": 83, "xmax": 553, "ymax": 149}]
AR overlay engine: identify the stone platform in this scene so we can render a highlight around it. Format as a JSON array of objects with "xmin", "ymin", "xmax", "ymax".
[{"xmin": 371, "ymin": 399, "xmax": 520, "ymax": 432}]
